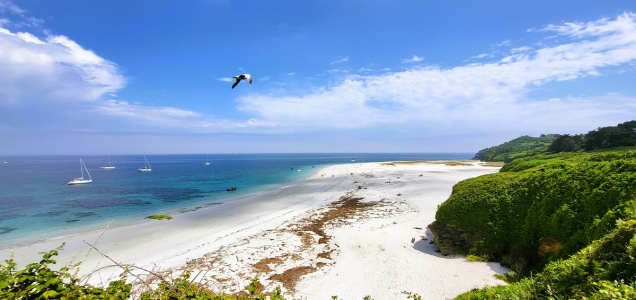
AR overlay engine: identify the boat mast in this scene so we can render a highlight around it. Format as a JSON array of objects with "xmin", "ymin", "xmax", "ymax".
[{"xmin": 84, "ymin": 159, "xmax": 92, "ymax": 179}]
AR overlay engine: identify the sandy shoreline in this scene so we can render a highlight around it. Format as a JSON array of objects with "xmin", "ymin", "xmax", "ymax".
[{"xmin": 1, "ymin": 161, "xmax": 508, "ymax": 299}]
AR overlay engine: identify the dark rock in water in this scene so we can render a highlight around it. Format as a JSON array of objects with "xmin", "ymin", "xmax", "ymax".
[
  {"xmin": 65, "ymin": 197, "xmax": 152, "ymax": 208},
  {"xmin": 0, "ymin": 213, "xmax": 24, "ymax": 222},
  {"xmin": 66, "ymin": 219, "xmax": 80, "ymax": 223},
  {"xmin": 34, "ymin": 210, "xmax": 67, "ymax": 217},
  {"xmin": 0, "ymin": 227, "xmax": 17, "ymax": 235},
  {"xmin": 74, "ymin": 212, "xmax": 98, "ymax": 218}
]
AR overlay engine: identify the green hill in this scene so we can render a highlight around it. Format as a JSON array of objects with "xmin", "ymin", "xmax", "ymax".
[{"xmin": 473, "ymin": 135, "xmax": 558, "ymax": 162}]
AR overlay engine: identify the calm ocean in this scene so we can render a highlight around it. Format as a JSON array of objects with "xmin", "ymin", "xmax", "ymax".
[{"xmin": 0, "ymin": 153, "xmax": 471, "ymax": 248}]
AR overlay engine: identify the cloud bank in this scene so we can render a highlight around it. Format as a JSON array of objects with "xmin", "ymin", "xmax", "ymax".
[
  {"xmin": 238, "ymin": 13, "xmax": 636, "ymax": 135},
  {"xmin": 0, "ymin": 4, "xmax": 635, "ymax": 143}
]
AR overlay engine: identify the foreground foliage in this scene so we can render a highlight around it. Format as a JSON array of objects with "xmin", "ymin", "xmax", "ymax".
[
  {"xmin": 0, "ymin": 246, "xmax": 285, "ymax": 299},
  {"xmin": 436, "ymin": 148, "xmax": 636, "ymax": 299},
  {"xmin": 0, "ymin": 247, "xmax": 423, "ymax": 299}
]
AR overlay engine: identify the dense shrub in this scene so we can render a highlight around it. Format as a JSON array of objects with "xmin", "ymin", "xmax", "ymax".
[
  {"xmin": 437, "ymin": 149, "xmax": 636, "ymax": 263},
  {"xmin": 457, "ymin": 220, "xmax": 636, "ymax": 299},
  {"xmin": 438, "ymin": 148, "xmax": 636, "ymax": 299}
]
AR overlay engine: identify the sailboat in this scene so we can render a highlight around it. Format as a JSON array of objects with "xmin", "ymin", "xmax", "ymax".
[
  {"xmin": 138, "ymin": 155, "xmax": 151, "ymax": 172},
  {"xmin": 68, "ymin": 158, "xmax": 92, "ymax": 185},
  {"xmin": 100, "ymin": 155, "xmax": 115, "ymax": 169},
  {"xmin": 2, "ymin": 158, "xmax": 7, "ymax": 164},
  {"xmin": 204, "ymin": 154, "xmax": 210, "ymax": 166},
  {"xmin": 351, "ymin": 154, "xmax": 355, "ymax": 162}
]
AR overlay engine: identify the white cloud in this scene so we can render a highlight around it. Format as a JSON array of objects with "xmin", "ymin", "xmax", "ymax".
[
  {"xmin": 0, "ymin": 27, "xmax": 125, "ymax": 107},
  {"xmin": 2, "ymin": 9, "xmax": 636, "ymax": 143},
  {"xmin": 330, "ymin": 56, "xmax": 349, "ymax": 65},
  {"xmin": 0, "ymin": 0, "xmax": 24, "ymax": 15},
  {"xmin": 470, "ymin": 53, "xmax": 490, "ymax": 59},
  {"xmin": 326, "ymin": 68, "xmax": 348, "ymax": 73},
  {"xmin": 402, "ymin": 55, "xmax": 423, "ymax": 63},
  {"xmin": 236, "ymin": 13, "xmax": 636, "ymax": 135}
]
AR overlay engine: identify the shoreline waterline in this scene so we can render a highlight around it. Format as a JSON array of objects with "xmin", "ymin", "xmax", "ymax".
[
  {"xmin": 1, "ymin": 159, "xmax": 508, "ymax": 299},
  {"xmin": 0, "ymin": 154, "xmax": 471, "ymax": 248},
  {"xmin": 0, "ymin": 163, "xmax": 325, "ymax": 250}
]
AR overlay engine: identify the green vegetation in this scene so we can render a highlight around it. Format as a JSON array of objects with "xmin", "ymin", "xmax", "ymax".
[
  {"xmin": 548, "ymin": 120, "xmax": 636, "ymax": 154},
  {"xmin": 473, "ymin": 135, "xmax": 558, "ymax": 162},
  {"xmin": 146, "ymin": 214, "xmax": 172, "ymax": 220},
  {"xmin": 436, "ymin": 145, "xmax": 636, "ymax": 298},
  {"xmin": 0, "ymin": 246, "xmax": 286, "ymax": 299},
  {"xmin": 473, "ymin": 120, "xmax": 636, "ymax": 163}
]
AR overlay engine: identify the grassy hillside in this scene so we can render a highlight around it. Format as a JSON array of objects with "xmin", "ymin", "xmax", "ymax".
[
  {"xmin": 432, "ymin": 148, "xmax": 636, "ymax": 299},
  {"xmin": 473, "ymin": 135, "xmax": 558, "ymax": 162}
]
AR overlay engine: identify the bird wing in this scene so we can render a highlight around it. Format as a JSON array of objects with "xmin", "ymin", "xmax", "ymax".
[{"xmin": 232, "ymin": 77, "xmax": 241, "ymax": 89}]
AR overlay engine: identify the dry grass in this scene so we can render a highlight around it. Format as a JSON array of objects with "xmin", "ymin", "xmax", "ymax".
[
  {"xmin": 381, "ymin": 161, "xmax": 425, "ymax": 166},
  {"xmin": 384, "ymin": 160, "xmax": 475, "ymax": 166},
  {"xmin": 252, "ymin": 257, "xmax": 284, "ymax": 273},
  {"xmin": 268, "ymin": 266, "xmax": 316, "ymax": 292},
  {"xmin": 424, "ymin": 161, "xmax": 474, "ymax": 166},
  {"xmin": 480, "ymin": 161, "xmax": 505, "ymax": 167}
]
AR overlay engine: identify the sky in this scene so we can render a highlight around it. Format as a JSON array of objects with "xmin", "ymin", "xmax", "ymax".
[{"xmin": 1, "ymin": 0, "xmax": 636, "ymax": 155}]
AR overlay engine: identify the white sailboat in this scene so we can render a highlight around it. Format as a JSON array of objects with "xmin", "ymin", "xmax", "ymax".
[
  {"xmin": 68, "ymin": 158, "xmax": 92, "ymax": 185},
  {"xmin": 2, "ymin": 157, "xmax": 7, "ymax": 164},
  {"xmin": 100, "ymin": 155, "xmax": 115, "ymax": 169},
  {"xmin": 138, "ymin": 155, "xmax": 151, "ymax": 172},
  {"xmin": 204, "ymin": 154, "xmax": 210, "ymax": 166}
]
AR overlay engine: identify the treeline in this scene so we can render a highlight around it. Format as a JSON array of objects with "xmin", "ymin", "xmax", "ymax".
[
  {"xmin": 474, "ymin": 120, "xmax": 636, "ymax": 162},
  {"xmin": 548, "ymin": 120, "xmax": 636, "ymax": 153}
]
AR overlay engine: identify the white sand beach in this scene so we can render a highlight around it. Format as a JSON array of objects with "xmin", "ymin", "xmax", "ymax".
[{"xmin": 2, "ymin": 161, "xmax": 507, "ymax": 299}]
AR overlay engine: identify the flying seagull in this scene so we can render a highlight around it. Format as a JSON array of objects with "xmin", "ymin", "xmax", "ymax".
[{"xmin": 232, "ymin": 74, "xmax": 252, "ymax": 89}]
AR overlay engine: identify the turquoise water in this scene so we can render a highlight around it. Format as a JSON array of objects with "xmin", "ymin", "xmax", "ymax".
[{"xmin": 0, "ymin": 153, "xmax": 471, "ymax": 248}]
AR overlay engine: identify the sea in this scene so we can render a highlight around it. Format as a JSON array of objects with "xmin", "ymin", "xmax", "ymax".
[{"xmin": 0, "ymin": 153, "xmax": 472, "ymax": 249}]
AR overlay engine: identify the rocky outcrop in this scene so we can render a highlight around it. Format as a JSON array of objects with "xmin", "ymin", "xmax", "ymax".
[{"xmin": 428, "ymin": 221, "xmax": 467, "ymax": 256}]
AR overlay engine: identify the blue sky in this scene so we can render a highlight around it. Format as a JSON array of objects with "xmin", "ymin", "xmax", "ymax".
[{"xmin": 1, "ymin": 0, "xmax": 636, "ymax": 155}]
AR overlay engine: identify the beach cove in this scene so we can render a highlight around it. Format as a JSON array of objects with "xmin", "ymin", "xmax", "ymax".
[{"xmin": 1, "ymin": 161, "xmax": 508, "ymax": 299}]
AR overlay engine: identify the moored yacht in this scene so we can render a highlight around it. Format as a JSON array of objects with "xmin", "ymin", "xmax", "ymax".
[
  {"xmin": 100, "ymin": 155, "xmax": 115, "ymax": 169},
  {"xmin": 138, "ymin": 155, "xmax": 151, "ymax": 172},
  {"xmin": 68, "ymin": 158, "xmax": 92, "ymax": 185}
]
